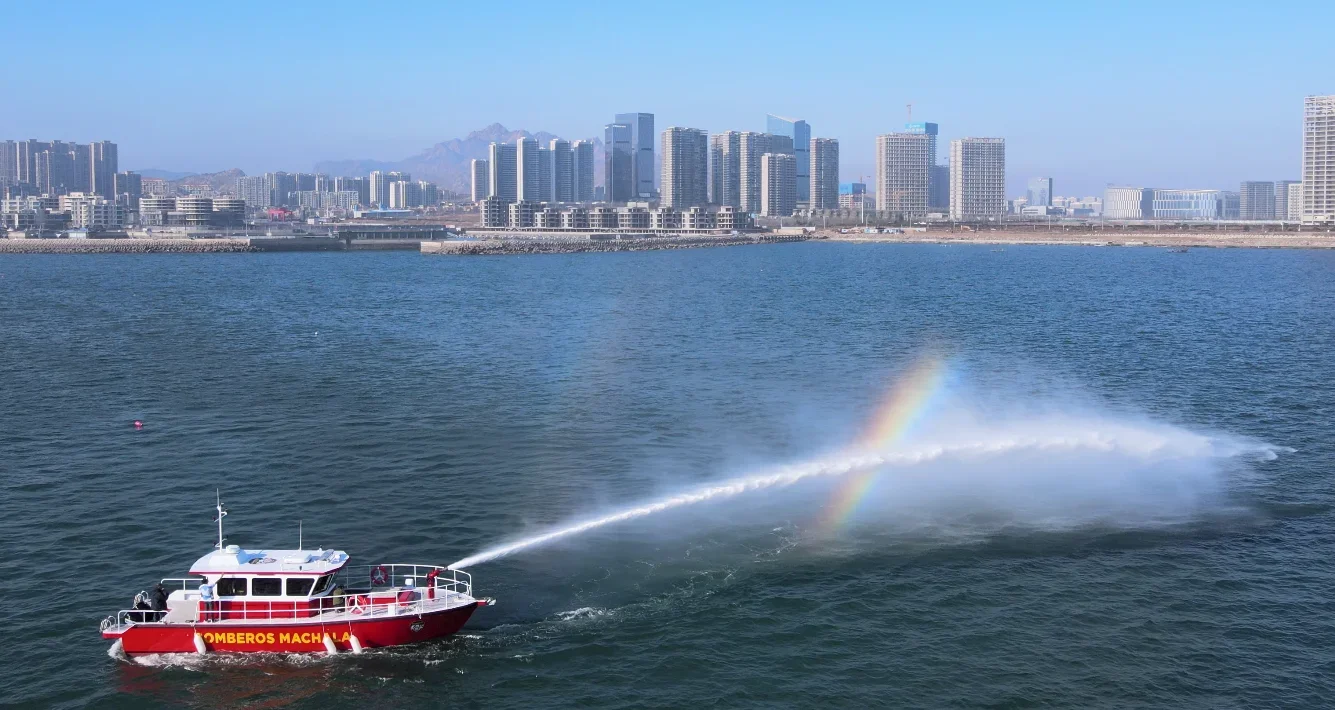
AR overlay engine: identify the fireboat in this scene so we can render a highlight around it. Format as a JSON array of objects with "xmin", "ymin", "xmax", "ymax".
[{"xmin": 100, "ymin": 495, "xmax": 493, "ymax": 657}]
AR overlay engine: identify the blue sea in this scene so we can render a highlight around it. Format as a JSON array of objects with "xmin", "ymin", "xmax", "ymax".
[{"xmin": 2, "ymin": 243, "xmax": 1333, "ymax": 708}]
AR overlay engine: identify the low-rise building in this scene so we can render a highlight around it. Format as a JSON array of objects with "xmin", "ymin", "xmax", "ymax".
[
  {"xmin": 508, "ymin": 200, "xmax": 539, "ymax": 228},
  {"xmin": 59, "ymin": 192, "xmax": 125, "ymax": 229},
  {"xmin": 618, "ymin": 206, "xmax": 650, "ymax": 230},
  {"xmin": 1152, "ymin": 189, "xmax": 1229, "ymax": 220}
]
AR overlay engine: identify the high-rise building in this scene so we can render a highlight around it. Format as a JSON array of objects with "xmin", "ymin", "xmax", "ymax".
[
  {"xmin": 516, "ymin": 138, "xmax": 540, "ymax": 202},
  {"xmin": 471, "ymin": 159, "xmax": 489, "ymax": 202},
  {"xmin": 32, "ymin": 143, "xmax": 79, "ymax": 196},
  {"xmin": 368, "ymin": 171, "xmax": 387, "ymax": 207},
  {"xmin": 334, "ymin": 176, "xmax": 368, "ymax": 206},
  {"xmin": 572, "ymin": 140, "xmax": 595, "ymax": 202},
  {"xmin": 810, "ymin": 138, "xmax": 839, "ymax": 210},
  {"xmin": 949, "ymin": 138, "xmax": 1006, "ymax": 220},
  {"xmin": 1103, "ymin": 187, "xmax": 1154, "ymax": 219},
  {"xmin": 488, "ymin": 142, "xmax": 517, "ymax": 203},
  {"xmin": 1222, "ymin": 190, "xmax": 1240, "ymax": 219},
  {"xmin": 1302, "ymin": 95, "xmax": 1335, "ymax": 224},
  {"xmin": 875, "ymin": 132, "xmax": 931, "ymax": 217},
  {"xmin": 537, "ymin": 146, "xmax": 554, "ymax": 202},
  {"xmin": 0, "ymin": 140, "xmax": 15, "ymax": 185},
  {"xmin": 660, "ymin": 127, "xmax": 709, "ymax": 209},
  {"xmin": 1027, "ymin": 177, "xmax": 1053, "ymax": 207},
  {"xmin": 604, "ymin": 124, "xmax": 633, "ymax": 203},
  {"xmin": 760, "ymin": 153, "xmax": 796, "ymax": 217},
  {"xmin": 710, "ymin": 131, "xmax": 742, "ymax": 208},
  {"xmin": 388, "ymin": 180, "xmax": 410, "ymax": 209},
  {"xmin": 930, "ymin": 165, "xmax": 950, "ymax": 211},
  {"xmin": 14, "ymin": 140, "xmax": 41, "ymax": 185},
  {"xmin": 905, "ymin": 123, "xmax": 941, "ymax": 206},
  {"xmin": 1275, "ymin": 180, "xmax": 1300, "ymax": 220},
  {"xmin": 614, "ymin": 112, "xmax": 655, "ymax": 198},
  {"xmin": 1287, "ymin": 181, "xmax": 1304, "ymax": 221},
  {"xmin": 740, "ymin": 132, "xmax": 793, "ymax": 213},
  {"xmin": 266, "ymin": 171, "xmax": 296, "ymax": 207},
  {"xmin": 293, "ymin": 173, "xmax": 317, "ymax": 193},
  {"xmin": 1238, "ymin": 181, "xmax": 1275, "ymax": 220},
  {"xmin": 417, "ymin": 180, "xmax": 438, "ymax": 208},
  {"xmin": 766, "ymin": 115, "xmax": 811, "ymax": 203},
  {"xmin": 114, "ymin": 171, "xmax": 142, "ymax": 205},
  {"xmin": 88, "ymin": 141, "xmax": 117, "ymax": 196},
  {"xmin": 550, "ymin": 140, "xmax": 572, "ymax": 203}
]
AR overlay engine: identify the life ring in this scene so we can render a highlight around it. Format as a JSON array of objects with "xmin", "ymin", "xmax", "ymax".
[
  {"xmin": 370, "ymin": 566, "xmax": 389, "ymax": 587},
  {"xmin": 425, "ymin": 569, "xmax": 440, "ymax": 600}
]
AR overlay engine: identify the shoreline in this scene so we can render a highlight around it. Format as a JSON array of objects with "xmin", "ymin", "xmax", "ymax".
[
  {"xmin": 4, "ymin": 230, "xmax": 1333, "ymax": 254},
  {"xmin": 420, "ymin": 234, "xmax": 806, "ymax": 255},
  {"xmin": 819, "ymin": 230, "xmax": 1335, "ymax": 249}
]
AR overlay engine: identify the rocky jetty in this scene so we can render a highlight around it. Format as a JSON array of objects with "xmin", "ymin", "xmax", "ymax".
[
  {"xmin": 422, "ymin": 234, "xmax": 811, "ymax": 256},
  {"xmin": 0, "ymin": 238, "xmax": 256, "ymax": 254}
]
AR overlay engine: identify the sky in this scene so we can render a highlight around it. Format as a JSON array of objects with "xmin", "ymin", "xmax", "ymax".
[{"xmin": 3, "ymin": 0, "xmax": 1332, "ymax": 197}]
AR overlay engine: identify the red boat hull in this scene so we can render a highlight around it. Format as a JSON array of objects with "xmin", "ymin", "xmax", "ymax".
[{"xmin": 105, "ymin": 601, "xmax": 481, "ymax": 655}]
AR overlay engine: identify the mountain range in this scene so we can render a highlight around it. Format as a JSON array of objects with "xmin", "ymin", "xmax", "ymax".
[{"xmin": 314, "ymin": 124, "xmax": 605, "ymax": 193}]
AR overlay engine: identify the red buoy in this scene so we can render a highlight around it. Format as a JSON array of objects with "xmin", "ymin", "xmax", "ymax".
[{"xmin": 133, "ymin": 420, "xmax": 143, "ymax": 429}]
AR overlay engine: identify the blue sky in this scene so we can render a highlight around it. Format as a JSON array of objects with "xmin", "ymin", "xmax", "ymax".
[{"xmin": 4, "ymin": 0, "xmax": 1332, "ymax": 196}]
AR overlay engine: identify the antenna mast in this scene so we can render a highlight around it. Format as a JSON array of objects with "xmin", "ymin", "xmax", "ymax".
[
  {"xmin": 214, "ymin": 490, "xmax": 228, "ymax": 550},
  {"xmin": 298, "ymin": 520, "xmax": 303, "ymax": 550}
]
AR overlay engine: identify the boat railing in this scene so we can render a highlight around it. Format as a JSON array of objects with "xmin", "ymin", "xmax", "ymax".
[
  {"xmin": 104, "ymin": 564, "xmax": 473, "ymax": 629},
  {"xmin": 335, "ymin": 564, "xmax": 472, "ymax": 596}
]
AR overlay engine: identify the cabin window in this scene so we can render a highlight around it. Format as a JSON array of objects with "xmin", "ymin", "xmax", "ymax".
[
  {"xmin": 313, "ymin": 574, "xmax": 333, "ymax": 594},
  {"xmin": 286, "ymin": 577, "xmax": 315, "ymax": 597},
  {"xmin": 216, "ymin": 578, "xmax": 247, "ymax": 596},
  {"xmin": 251, "ymin": 578, "xmax": 282, "ymax": 596}
]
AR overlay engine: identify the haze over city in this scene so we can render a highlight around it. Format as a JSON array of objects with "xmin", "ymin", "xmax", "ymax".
[{"xmin": 6, "ymin": 0, "xmax": 1332, "ymax": 196}]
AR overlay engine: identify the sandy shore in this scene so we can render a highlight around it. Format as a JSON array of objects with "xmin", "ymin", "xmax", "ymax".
[{"xmin": 820, "ymin": 230, "xmax": 1335, "ymax": 249}]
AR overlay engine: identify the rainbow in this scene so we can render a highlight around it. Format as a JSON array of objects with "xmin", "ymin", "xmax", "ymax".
[{"xmin": 818, "ymin": 356, "xmax": 950, "ymax": 531}]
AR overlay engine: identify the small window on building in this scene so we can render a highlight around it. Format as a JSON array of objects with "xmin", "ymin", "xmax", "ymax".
[
  {"xmin": 313, "ymin": 574, "xmax": 333, "ymax": 594},
  {"xmin": 286, "ymin": 577, "xmax": 315, "ymax": 597},
  {"xmin": 216, "ymin": 578, "xmax": 248, "ymax": 596},
  {"xmin": 251, "ymin": 578, "xmax": 282, "ymax": 596}
]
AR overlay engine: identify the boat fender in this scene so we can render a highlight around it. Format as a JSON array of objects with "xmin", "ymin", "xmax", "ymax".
[
  {"xmin": 349, "ymin": 634, "xmax": 364, "ymax": 654},
  {"xmin": 322, "ymin": 633, "xmax": 338, "ymax": 655},
  {"xmin": 193, "ymin": 632, "xmax": 207, "ymax": 655}
]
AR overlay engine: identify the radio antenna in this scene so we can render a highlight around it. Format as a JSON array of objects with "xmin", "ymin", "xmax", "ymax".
[{"xmin": 214, "ymin": 490, "xmax": 228, "ymax": 550}]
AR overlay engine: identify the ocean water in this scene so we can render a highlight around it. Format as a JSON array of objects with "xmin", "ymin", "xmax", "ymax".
[{"xmin": 1, "ymin": 243, "xmax": 1333, "ymax": 709}]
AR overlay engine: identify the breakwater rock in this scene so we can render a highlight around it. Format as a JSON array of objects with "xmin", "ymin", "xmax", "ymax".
[
  {"xmin": 0, "ymin": 238, "xmax": 256, "ymax": 254},
  {"xmin": 422, "ymin": 234, "xmax": 811, "ymax": 255}
]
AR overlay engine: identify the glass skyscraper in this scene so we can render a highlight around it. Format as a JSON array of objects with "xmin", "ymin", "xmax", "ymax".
[
  {"xmin": 766, "ymin": 115, "xmax": 811, "ymax": 203},
  {"xmin": 604, "ymin": 123, "xmax": 633, "ymax": 203},
  {"xmin": 1027, "ymin": 177, "xmax": 1053, "ymax": 207},
  {"xmin": 614, "ymin": 112, "xmax": 655, "ymax": 198}
]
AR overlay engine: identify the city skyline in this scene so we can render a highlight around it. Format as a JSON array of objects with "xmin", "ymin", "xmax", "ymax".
[{"xmin": 5, "ymin": 1, "xmax": 1331, "ymax": 197}]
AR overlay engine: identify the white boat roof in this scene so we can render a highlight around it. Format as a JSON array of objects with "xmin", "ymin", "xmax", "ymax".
[{"xmin": 189, "ymin": 546, "xmax": 349, "ymax": 576}]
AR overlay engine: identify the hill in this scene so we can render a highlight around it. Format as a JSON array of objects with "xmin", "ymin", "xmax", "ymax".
[{"xmin": 315, "ymin": 124, "xmax": 604, "ymax": 193}]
